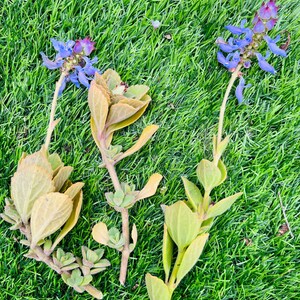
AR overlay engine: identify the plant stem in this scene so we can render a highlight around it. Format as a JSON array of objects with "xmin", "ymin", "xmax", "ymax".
[
  {"xmin": 99, "ymin": 137, "xmax": 131, "ymax": 285},
  {"xmin": 167, "ymin": 250, "xmax": 185, "ymax": 294},
  {"xmin": 44, "ymin": 72, "xmax": 66, "ymax": 150},
  {"xmin": 119, "ymin": 208, "xmax": 130, "ymax": 285},
  {"xmin": 217, "ymin": 64, "xmax": 242, "ymax": 146}
]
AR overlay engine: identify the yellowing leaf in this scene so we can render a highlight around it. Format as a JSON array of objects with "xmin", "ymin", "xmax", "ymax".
[
  {"xmin": 106, "ymin": 96, "xmax": 151, "ymax": 136},
  {"xmin": 124, "ymin": 85, "xmax": 149, "ymax": 100},
  {"xmin": 176, "ymin": 233, "xmax": 209, "ymax": 285},
  {"xmin": 30, "ymin": 192, "xmax": 73, "ymax": 247},
  {"xmin": 116, "ymin": 125, "xmax": 159, "ymax": 163},
  {"xmin": 205, "ymin": 192, "xmax": 242, "ymax": 219},
  {"xmin": 51, "ymin": 190, "xmax": 83, "ymax": 251},
  {"xmin": 91, "ymin": 117, "xmax": 101, "ymax": 149},
  {"xmin": 92, "ymin": 222, "xmax": 109, "ymax": 245},
  {"xmin": 88, "ymin": 80, "xmax": 109, "ymax": 135},
  {"xmin": 196, "ymin": 159, "xmax": 222, "ymax": 193},
  {"xmin": 64, "ymin": 182, "xmax": 85, "ymax": 200},
  {"xmin": 182, "ymin": 177, "xmax": 203, "ymax": 211},
  {"xmin": 163, "ymin": 223, "xmax": 174, "ymax": 282},
  {"xmin": 165, "ymin": 201, "xmax": 201, "ymax": 251},
  {"xmin": 18, "ymin": 148, "xmax": 53, "ymax": 176},
  {"xmin": 145, "ymin": 274, "xmax": 171, "ymax": 300},
  {"xmin": 129, "ymin": 223, "xmax": 138, "ymax": 252},
  {"xmin": 11, "ymin": 165, "xmax": 55, "ymax": 223},
  {"xmin": 106, "ymin": 103, "xmax": 137, "ymax": 126},
  {"xmin": 136, "ymin": 173, "xmax": 163, "ymax": 201},
  {"xmin": 53, "ymin": 166, "xmax": 73, "ymax": 192}
]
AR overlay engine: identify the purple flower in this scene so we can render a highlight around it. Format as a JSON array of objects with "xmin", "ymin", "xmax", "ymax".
[
  {"xmin": 264, "ymin": 35, "xmax": 287, "ymax": 57},
  {"xmin": 41, "ymin": 37, "xmax": 98, "ymax": 95},
  {"xmin": 256, "ymin": 53, "xmax": 276, "ymax": 74},
  {"xmin": 259, "ymin": 0, "xmax": 278, "ymax": 19},
  {"xmin": 217, "ymin": 38, "xmax": 239, "ymax": 53},
  {"xmin": 73, "ymin": 37, "xmax": 95, "ymax": 56},
  {"xmin": 235, "ymin": 77, "xmax": 251, "ymax": 104}
]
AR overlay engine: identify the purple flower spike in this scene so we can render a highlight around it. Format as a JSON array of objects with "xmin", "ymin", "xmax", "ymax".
[
  {"xmin": 225, "ymin": 25, "xmax": 245, "ymax": 35},
  {"xmin": 256, "ymin": 53, "xmax": 276, "ymax": 74},
  {"xmin": 264, "ymin": 35, "xmax": 287, "ymax": 57},
  {"xmin": 41, "ymin": 37, "xmax": 99, "ymax": 95},
  {"xmin": 74, "ymin": 37, "xmax": 95, "ymax": 56},
  {"xmin": 266, "ymin": 18, "xmax": 277, "ymax": 30},
  {"xmin": 235, "ymin": 77, "xmax": 251, "ymax": 104}
]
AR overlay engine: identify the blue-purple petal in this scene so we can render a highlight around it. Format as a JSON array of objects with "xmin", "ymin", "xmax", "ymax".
[
  {"xmin": 58, "ymin": 77, "xmax": 67, "ymax": 96},
  {"xmin": 77, "ymin": 70, "xmax": 90, "ymax": 88},
  {"xmin": 235, "ymin": 77, "xmax": 245, "ymax": 104},
  {"xmin": 69, "ymin": 73, "xmax": 80, "ymax": 88},
  {"xmin": 256, "ymin": 53, "xmax": 276, "ymax": 74},
  {"xmin": 40, "ymin": 52, "xmax": 64, "ymax": 70},
  {"xmin": 225, "ymin": 25, "xmax": 245, "ymax": 35},
  {"xmin": 264, "ymin": 35, "xmax": 287, "ymax": 57}
]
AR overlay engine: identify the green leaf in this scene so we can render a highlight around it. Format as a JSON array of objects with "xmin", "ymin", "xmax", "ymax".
[
  {"xmin": 115, "ymin": 125, "xmax": 159, "ymax": 162},
  {"xmin": 217, "ymin": 159, "xmax": 227, "ymax": 186},
  {"xmin": 30, "ymin": 193, "xmax": 73, "ymax": 247},
  {"xmin": 53, "ymin": 166, "xmax": 73, "ymax": 191},
  {"xmin": 92, "ymin": 222, "xmax": 110, "ymax": 246},
  {"xmin": 205, "ymin": 192, "xmax": 243, "ymax": 220},
  {"xmin": 11, "ymin": 165, "xmax": 55, "ymax": 223},
  {"xmin": 217, "ymin": 135, "xmax": 230, "ymax": 157},
  {"xmin": 48, "ymin": 153, "xmax": 64, "ymax": 175},
  {"xmin": 196, "ymin": 159, "xmax": 222, "ymax": 193},
  {"xmin": 102, "ymin": 69, "xmax": 122, "ymax": 91},
  {"xmin": 176, "ymin": 233, "xmax": 209, "ymax": 285},
  {"xmin": 162, "ymin": 223, "xmax": 174, "ymax": 282},
  {"xmin": 124, "ymin": 85, "xmax": 149, "ymax": 100},
  {"xmin": 88, "ymin": 80, "xmax": 110, "ymax": 134},
  {"xmin": 51, "ymin": 188, "xmax": 83, "ymax": 251},
  {"xmin": 165, "ymin": 201, "xmax": 201, "ymax": 251},
  {"xmin": 145, "ymin": 274, "xmax": 171, "ymax": 300},
  {"xmin": 135, "ymin": 173, "xmax": 163, "ymax": 201},
  {"xmin": 182, "ymin": 177, "xmax": 203, "ymax": 211}
]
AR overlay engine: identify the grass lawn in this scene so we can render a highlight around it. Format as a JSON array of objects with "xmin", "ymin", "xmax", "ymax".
[{"xmin": 0, "ymin": 0, "xmax": 299, "ymax": 299}]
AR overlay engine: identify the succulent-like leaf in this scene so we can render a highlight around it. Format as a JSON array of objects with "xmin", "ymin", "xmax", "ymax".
[
  {"xmin": 53, "ymin": 166, "xmax": 73, "ymax": 191},
  {"xmin": 196, "ymin": 159, "xmax": 222, "ymax": 193},
  {"xmin": 51, "ymin": 188, "xmax": 83, "ymax": 251},
  {"xmin": 146, "ymin": 274, "xmax": 171, "ymax": 300},
  {"xmin": 64, "ymin": 182, "xmax": 85, "ymax": 200},
  {"xmin": 205, "ymin": 192, "xmax": 242, "ymax": 220},
  {"xmin": 182, "ymin": 177, "xmax": 203, "ymax": 211},
  {"xmin": 176, "ymin": 233, "xmax": 209, "ymax": 285},
  {"xmin": 162, "ymin": 223, "xmax": 174, "ymax": 282},
  {"xmin": 84, "ymin": 285, "xmax": 104, "ymax": 299},
  {"xmin": 88, "ymin": 80, "xmax": 109, "ymax": 135},
  {"xmin": 11, "ymin": 165, "xmax": 55, "ymax": 223},
  {"xmin": 30, "ymin": 192, "xmax": 73, "ymax": 247},
  {"xmin": 92, "ymin": 222, "xmax": 110, "ymax": 246},
  {"xmin": 115, "ymin": 125, "xmax": 159, "ymax": 163},
  {"xmin": 90, "ymin": 117, "xmax": 101, "ymax": 149},
  {"xmin": 135, "ymin": 173, "xmax": 163, "ymax": 201},
  {"xmin": 106, "ymin": 103, "xmax": 138, "ymax": 126},
  {"xmin": 165, "ymin": 201, "xmax": 201, "ymax": 251}
]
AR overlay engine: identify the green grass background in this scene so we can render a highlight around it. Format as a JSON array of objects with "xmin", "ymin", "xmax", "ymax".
[{"xmin": 1, "ymin": 0, "xmax": 299, "ymax": 299}]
